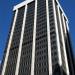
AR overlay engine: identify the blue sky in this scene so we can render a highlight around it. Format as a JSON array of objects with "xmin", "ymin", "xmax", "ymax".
[{"xmin": 0, "ymin": 0, "xmax": 75, "ymax": 62}]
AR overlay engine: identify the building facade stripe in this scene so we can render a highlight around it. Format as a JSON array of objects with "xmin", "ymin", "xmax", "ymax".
[
  {"xmin": 55, "ymin": 0, "xmax": 68, "ymax": 22},
  {"xmin": 55, "ymin": 0, "xmax": 69, "ymax": 31},
  {"xmin": 52, "ymin": 0, "xmax": 62, "ymax": 66},
  {"xmin": 31, "ymin": 0, "xmax": 37, "ymax": 75},
  {"xmin": 46, "ymin": 0, "xmax": 52, "ymax": 74},
  {"xmin": 57, "ymin": 5, "xmax": 70, "ymax": 75},
  {"xmin": 66, "ymin": 21, "xmax": 69, "ymax": 32},
  {"xmin": 15, "ymin": 5, "xmax": 27, "ymax": 75},
  {"xmin": 1, "ymin": 10, "xmax": 18, "ymax": 75},
  {"xmin": 13, "ymin": 0, "xmax": 34, "ymax": 11},
  {"xmin": 62, "ymin": 14, "xmax": 67, "ymax": 34}
]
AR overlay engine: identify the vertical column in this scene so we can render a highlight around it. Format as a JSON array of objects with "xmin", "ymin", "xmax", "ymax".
[
  {"xmin": 15, "ymin": 5, "xmax": 27, "ymax": 75},
  {"xmin": 57, "ymin": 5, "xmax": 69, "ymax": 75},
  {"xmin": 31, "ymin": 0, "xmax": 37, "ymax": 75},
  {"xmin": 62, "ymin": 14, "xmax": 67, "ymax": 34},
  {"xmin": 62, "ymin": 14, "xmax": 69, "ymax": 34},
  {"xmin": 46, "ymin": 0, "xmax": 52, "ymax": 75},
  {"xmin": 66, "ymin": 21, "xmax": 69, "ymax": 32},
  {"xmin": 52, "ymin": 0, "xmax": 62, "ymax": 66},
  {"xmin": 1, "ymin": 10, "xmax": 18, "ymax": 75}
]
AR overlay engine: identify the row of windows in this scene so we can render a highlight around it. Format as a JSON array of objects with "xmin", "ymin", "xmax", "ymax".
[
  {"xmin": 19, "ymin": 2, "xmax": 35, "ymax": 75},
  {"xmin": 22, "ymin": 49, "xmax": 32, "ymax": 56},
  {"xmin": 11, "ymin": 6, "xmax": 25, "ymax": 48},
  {"xmin": 36, "ymin": 34, "xmax": 47, "ymax": 40},
  {"xmin": 5, "ymin": 6, "xmax": 25, "ymax": 75},
  {"xmin": 35, "ymin": 55, "xmax": 47, "ymax": 62},
  {"xmin": 35, "ymin": 62, "xmax": 48, "ymax": 67},
  {"xmin": 35, "ymin": 0, "xmax": 49, "ymax": 75},
  {"xmin": 5, "ymin": 49, "xmax": 18, "ymax": 75},
  {"xmin": 36, "ymin": 39, "xmax": 47, "ymax": 45},
  {"xmin": 34, "ymin": 68, "xmax": 48, "ymax": 75},
  {"xmin": 48, "ymin": 0, "xmax": 59, "ymax": 69},
  {"xmin": 55, "ymin": 0, "xmax": 64, "ymax": 66},
  {"xmin": 59, "ymin": 9, "xmax": 67, "ymax": 69},
  {"xmin": 36, "ymin": 44, "xmax": 47, "ymax": 50},
  {"xmin": 36, "ymin": 49, "xmax": 47, "ymax": 55}
]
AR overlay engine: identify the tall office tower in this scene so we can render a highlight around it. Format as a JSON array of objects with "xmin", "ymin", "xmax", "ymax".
[{"xmin": 0, "ymin": 0, "xmax": 75, "ymax": 75}]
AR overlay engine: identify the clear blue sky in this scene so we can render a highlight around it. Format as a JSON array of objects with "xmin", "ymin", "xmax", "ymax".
[{"xmin": 0, "ymin": 0, "xmax": 75, "ymax": 62}]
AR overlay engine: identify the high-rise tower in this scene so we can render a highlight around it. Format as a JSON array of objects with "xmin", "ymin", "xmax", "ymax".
[{"xmin": 0, "ymin": 0, "xmax": 75, "ymax": 75}]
